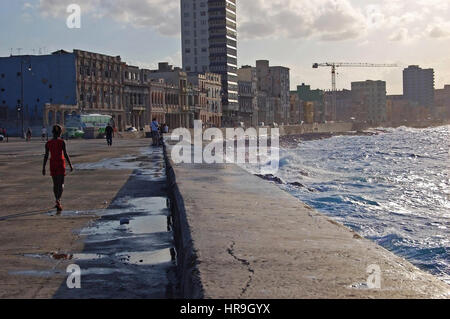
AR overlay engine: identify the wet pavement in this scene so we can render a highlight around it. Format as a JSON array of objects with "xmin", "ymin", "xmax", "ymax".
[{"xmin": 13, "ymin": 146, "xmax": 178, "ymax": 299}]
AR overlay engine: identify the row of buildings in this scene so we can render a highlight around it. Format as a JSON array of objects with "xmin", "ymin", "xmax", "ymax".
[
  {"xmin": 288, "ymin": 65, "xmax": 450, "ymax": 126},
  {"xmin": 1, "ymin": 49, "xmax": 448, "ymax": 136},
  {"xmin": 0, "ymin": 49, "xmax": 223, "ymax": 135}
]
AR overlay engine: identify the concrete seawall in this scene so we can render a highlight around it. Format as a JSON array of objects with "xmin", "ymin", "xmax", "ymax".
[
  {"xmin": 165, "ymin": 144, "xmax": 204, "ymax": 298},
  {"xmin": 163, "ymin": 142, "xmax": 449, "ymax": 299}
]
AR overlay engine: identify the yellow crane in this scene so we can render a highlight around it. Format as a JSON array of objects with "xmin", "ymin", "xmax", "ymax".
[{"xmin": 312, "ymin": 62, "xmax": 399, "ymax": 120}]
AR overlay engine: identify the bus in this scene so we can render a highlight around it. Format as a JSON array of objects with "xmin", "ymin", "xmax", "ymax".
[{"xmin": 65, "ymin": 114, "xmax": 113, "ymax": 138}]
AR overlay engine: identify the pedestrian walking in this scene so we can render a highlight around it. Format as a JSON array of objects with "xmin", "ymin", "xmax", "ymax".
[
  {"xmin": 105, "ymin": 123, "xmax": 114, "ymax": 147},
  {"xmin": 42, "ymin": 125, "xmax": 74, "ymax": 213}
]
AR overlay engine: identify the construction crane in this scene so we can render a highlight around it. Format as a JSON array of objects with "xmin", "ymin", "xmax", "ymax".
[{"xmin": 312, "ymin": 62, "xmax": 399, "ymax": 121}]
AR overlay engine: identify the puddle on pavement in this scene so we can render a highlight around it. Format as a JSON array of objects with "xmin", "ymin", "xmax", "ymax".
[
  {"xmin": 115, "ymin": 249, "xmax": 174, "ymax": 266},
  {"xmin": 15, "ymin": 146, "xmax": 179, "ymax": 298}
]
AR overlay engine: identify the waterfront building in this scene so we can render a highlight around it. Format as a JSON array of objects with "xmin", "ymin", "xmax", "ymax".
[
  {"xmin": 123, "ymin": 64, "xmax": 147, "ymax": 130},
  {"xmin": 146, "ymin": 62, "xmax": 191, "ymax": 128},
  {"xmin": 181, "ymin": 0, "xmax": 238, "ymax": 126},
  {"xmin": 292, "ymin": 83, "xmax": 324, "ymax": 123},
  {"xmin": 73, "ymin": 50, "xmax": 126, "ymax": 130},
  {"xmin": 270, "ymin": 66, "xmax": 290, "ymax": 125},
  {"xmin": 324, "ymin": 89, "xmax": 352, "ymax": 122},
  {"xmin": 403, "ymin": 65, "xmax": 435, "ymax": 107},
  {"xmin": 351, "ymin": 80, "xmax": 387, "ymax": 124},
  {"xmin": 289, "ymin": 92, "xmax": 302, "ymax": 125},
  {"xmin": 188, "ymin": 72, "xmax": 222, "ymax": 127},
  {"xmin": 237, "ymin": 66, "xmax": 258, "ymax": 127},
  {"xmin": 434, "ymin": 85, "xmax": 450, "ymax": 120},
  {"xmin": 251, "ymin": 60, "xmax": 290, "ymax": 126},
  {"xmin": 0, "ymin": 51, "xmax": 77, "ymax": 136}
]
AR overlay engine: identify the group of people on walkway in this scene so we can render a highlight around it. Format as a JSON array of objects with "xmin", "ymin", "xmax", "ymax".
[{"xmin": 151, "ymin": 118, "xmax": 169, "ymax": 147}]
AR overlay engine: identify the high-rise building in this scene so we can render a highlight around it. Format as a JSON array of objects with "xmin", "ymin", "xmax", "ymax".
[
  {"xmin": 403, "ymin": 65, "xmax": 435, "ymax": 107},
  {"xmin": 181, "ymin": 0, "xmax": 238, "ymax": 126}
]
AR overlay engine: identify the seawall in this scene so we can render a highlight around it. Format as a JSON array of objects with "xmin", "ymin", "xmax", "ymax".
[{"xmin": 163, "ymin": 141, "xmax": 449, "ymax": 299}]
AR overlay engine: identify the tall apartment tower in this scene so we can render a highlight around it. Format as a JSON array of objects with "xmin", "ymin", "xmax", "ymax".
[
  {"xmin": 181, "ymin": 0, "xmax": 238, "ymax": 126},
  {"xmin": 403, "ymin": 65, "xmax": 435, "ymax": 107}
]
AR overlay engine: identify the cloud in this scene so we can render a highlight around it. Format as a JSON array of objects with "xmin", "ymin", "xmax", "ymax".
[
  {"xmin": 428, "ymin": 25, "xmax": 450, "ymax": 38},
  {"xmin": 425, "ymin": 18, "xmax": 450, "ymax": 39},
  {"xmin": 389, "ymin": 28, "xmax": 410, "ymax": 42},
  {"xmin": 38, "ymin": 0, "xmax": 180, "ymax": 36},
  {"xmin": 36, "ymin": 0, "xmax": 450, "ymax": 43},
  {"xmin": 238, "ymin": 0, "xmax": 368, "ymax": 41}
]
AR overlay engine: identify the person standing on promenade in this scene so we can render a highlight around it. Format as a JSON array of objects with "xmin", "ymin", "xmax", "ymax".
[
  {"xmin": 41, "ymin": 126, "xmax": 47, "ymax": 141},
  {"xmin": 105, "ymin": 123, "xmax": 114, "ymax": 147},
  {"xmin": 42, "ymin": 125, "xmax": 74, "ymax": 213},
  {"xmin": 26, "ymin": 128, "xmax": 32, "ymax": 141},
  {"xmin": 151, "ymin": 118, "xmax": 160, "ymax": 147}
]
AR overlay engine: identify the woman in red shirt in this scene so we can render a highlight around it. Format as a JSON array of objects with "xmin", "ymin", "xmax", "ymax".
[{"xmin": 42, "ymin": 125, "xmax": 74, "ymax": 213}]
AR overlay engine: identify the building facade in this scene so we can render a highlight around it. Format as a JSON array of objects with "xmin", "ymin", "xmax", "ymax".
[
  {"xmin": 351, "ymin": 80, "xmax": 387, "ymax": 124},
  {"xmin": 188, "ymin": 72, "xmax": 222, "ymax": 127},
  {"xmin": 253, "ymin": 60, "xmax": 290, "ymax": 126},
  {"xmin": 403, "ymin": 65, "xmax": 435, "ymax": 107},
  {"xmin": 289, "ymin": 92, "xmax": 302, "ymax": 125},
  {"xmin": 324, "ymin": 89, "xmax": 352, "ymax": 122},
  {"xmin": 181, "ymin": 0, "xmax": 238, "ymax": 126},
  {"xmin": 123, "ymin": 65, "xmax": 147, "ymax": 130},
  {"xmin": 0, "ymin": 52, "xmax": 77, "ymax": 136},
  {"xmin": 74, "ymin": 50, "xmax": 126, "ymax": 130},
  {"xmin": 434, "ymin": 85, "xmax": 450, "ymax": 120},
  {"xmin": 292, "ymin": 83, "xmax": 324, "ymax": 123},
  {"xmin": 237, "ymin": 66, "xmax": 258, "ymax": 127}
]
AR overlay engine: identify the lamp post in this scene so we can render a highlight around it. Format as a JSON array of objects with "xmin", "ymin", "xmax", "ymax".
[{"xmin": 20, "ymin": 57, "xmax": 32, "ymax": 138}]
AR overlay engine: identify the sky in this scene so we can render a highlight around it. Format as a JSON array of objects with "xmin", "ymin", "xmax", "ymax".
[{"xmin": 1, "ymin": 0, "xmax": 449, "ymax": 94}]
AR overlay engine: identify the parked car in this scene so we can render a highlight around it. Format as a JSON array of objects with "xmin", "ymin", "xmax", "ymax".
[
  {"xmin": 0, "ymin": 134, "xmax": 4, "ymax": 142},
  {"xmin": 126, "ymin": 127, "xmax": 138, "ymax": 132}
]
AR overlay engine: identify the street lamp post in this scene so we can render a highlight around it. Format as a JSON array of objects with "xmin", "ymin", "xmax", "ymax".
[{"xmin": 20, "ymin": 57, "xmax": 32, "ymax": 138}]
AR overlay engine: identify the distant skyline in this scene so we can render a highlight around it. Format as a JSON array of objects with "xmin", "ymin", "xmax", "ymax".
[{"xmin": 1, "ymin": 0, "xmax": 449, "ymax": 94}]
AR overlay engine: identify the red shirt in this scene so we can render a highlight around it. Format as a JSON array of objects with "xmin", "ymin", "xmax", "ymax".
[{"xmin": 46, "ymin": 139, "xmax": 66, "ymax": 176}]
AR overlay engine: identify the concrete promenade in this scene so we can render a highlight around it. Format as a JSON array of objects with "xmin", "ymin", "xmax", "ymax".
[
  {"xmin": 0, "ymin": 137, "xmax": 170, "ymax": 298},
  {"xmin": 165, "ymin": 142, "xmax": 450, "ymax": 299}
]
